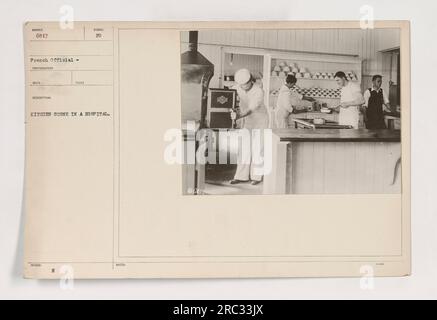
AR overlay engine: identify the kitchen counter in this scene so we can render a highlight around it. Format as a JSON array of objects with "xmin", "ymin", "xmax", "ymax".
[
  {"xmin": 264, "ymin": 129, "xmax": 402, "ymax": 194},
  {"xmin": 286, "ymin": 111, "xmax": 369, "ymax": 128}
]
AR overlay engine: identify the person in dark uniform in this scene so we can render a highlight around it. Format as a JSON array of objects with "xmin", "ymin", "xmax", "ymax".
[{"xmin": 363, "ymin": 75, "xmax": 391, "ymax": 129}]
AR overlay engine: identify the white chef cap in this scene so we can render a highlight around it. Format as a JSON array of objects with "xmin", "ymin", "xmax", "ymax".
[{"xmin": 234, "ymin": 68, "xmax": 251, "ymax": 85}]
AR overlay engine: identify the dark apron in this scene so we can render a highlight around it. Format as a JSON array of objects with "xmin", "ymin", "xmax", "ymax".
[{"xmin": 365, "ymin": 88, "xmax": 386, "ymax": 129}]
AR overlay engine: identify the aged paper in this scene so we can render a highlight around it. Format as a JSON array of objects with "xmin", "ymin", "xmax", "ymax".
[{"xmin": 23, "ymin": 21, "xmax": 410, "ymax": 279}]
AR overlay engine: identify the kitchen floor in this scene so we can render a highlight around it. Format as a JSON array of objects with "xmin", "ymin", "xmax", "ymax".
[{"xmin": 203, "ymin": 164, "xmax": 263, "ymax": 195}]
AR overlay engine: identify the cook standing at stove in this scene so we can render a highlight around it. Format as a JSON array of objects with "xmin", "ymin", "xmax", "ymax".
[
  {"xmin": 229, "ymin": 68, "xmax": 268, "ymax": 185},
  {"xmin": 363, "ymin": 74, "xmax": 391, "ymax": 129},
  {"xmin": 275, "ymin": 74, "xmax": 315, "ymax": 129},
  {"xmin": 333, "ymin": 71, "xmax": 365, "ymax": 129}
]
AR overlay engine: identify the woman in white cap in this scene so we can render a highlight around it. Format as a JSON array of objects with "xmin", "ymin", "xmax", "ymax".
[{"xmin": 229, "ymin": 68, "xmax": 268, "ymax": 185}]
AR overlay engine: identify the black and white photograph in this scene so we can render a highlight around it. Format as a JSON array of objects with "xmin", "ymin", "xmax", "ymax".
[{"xmin": 181, "ymin": 28, "xmax": 402, "ymax": 195}]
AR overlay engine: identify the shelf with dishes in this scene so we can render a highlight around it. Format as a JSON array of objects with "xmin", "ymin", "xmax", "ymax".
[
  {"xmin": 271, "ymin": 76, "xmax": 336, "ymax": 81},
  {"xmin": 267, "ymin": 55, "xmax": 362, "ymax": 109},
  {"xmin": 271, "ymin": 62, "xmax": 358, "ymax": 82},
  {"xmin": 270, "ymin": 87, "xmax": 342, "ymax": 99}
]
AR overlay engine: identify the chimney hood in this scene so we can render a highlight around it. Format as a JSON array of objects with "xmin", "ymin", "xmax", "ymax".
[{"xmin": 181, "ymin": 31, "xmax": 214, "ymax": 128}]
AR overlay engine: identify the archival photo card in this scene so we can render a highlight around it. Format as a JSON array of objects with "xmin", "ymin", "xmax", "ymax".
[{"xmin": 23, "ymin": 21, "xmax": 410, "ymax": 279}]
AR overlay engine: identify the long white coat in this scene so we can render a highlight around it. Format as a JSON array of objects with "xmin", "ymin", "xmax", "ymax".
[{"xmin": 232, "ymin": 83, "xmax": 268, "ymax": 182}]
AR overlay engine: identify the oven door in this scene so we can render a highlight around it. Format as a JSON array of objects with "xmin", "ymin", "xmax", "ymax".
[{"xmin": 208, "ymin": 88, "xmax": 237, "ymax": 128}]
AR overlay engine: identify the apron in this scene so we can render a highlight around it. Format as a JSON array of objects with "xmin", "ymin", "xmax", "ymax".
[
  {"xmin": 274, "ymin": 85, "xmax": 302, "ymax": 129},
  {"xmin": 365, "ymin": 88, "xmax": 386, "ymax": 129},
  {"xmin": 275, "ymin": 108, "xmax": 290, "ymax": 129},
  {"xmin": 243, "ymin": 108, "xmax": 269, "ymax": 129},
  {"xmin": 339, "ymin": 82, "xmax": 361, "ymax": 129},
  {"xmin": 339, "ymin": 106, "xmax": 360, "ymax": 129}
]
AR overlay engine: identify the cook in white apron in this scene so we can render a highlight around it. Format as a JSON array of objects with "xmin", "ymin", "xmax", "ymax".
[
  {"xmin": 230, "ymin": 69, "xmax": 268, "ymax": 185},
  {"xmin": 335, "ymin": 72, "xmax": 365, "ymax": 129}
]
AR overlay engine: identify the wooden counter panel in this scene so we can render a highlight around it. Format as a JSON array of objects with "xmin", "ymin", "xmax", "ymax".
[
  {"xmin": 274, "ymin": 129, "xmax": 401, "ymax": 142},
  {"xmin": 264, "ymin": 133, "xmax": 402, "ymax": 194},
  {"xmin": 288, "ymin": 141, "xmax": 401, "ymax": 194}
]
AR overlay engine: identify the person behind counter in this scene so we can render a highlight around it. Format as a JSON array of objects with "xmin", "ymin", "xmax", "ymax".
[
  {"xmin": 229, "ymin": 68, "xmax": 268, "ymax": 186},
  {"xmin": 333, "ymin": 71, "xmax": 365, "ymax": 129},
  {"xmin": 363, "ymin": 74, "xmax": 391, "ymax": 129},
  {"xmin": 275, "ymin": 74, "xmax": 315, "ymax": 128}
]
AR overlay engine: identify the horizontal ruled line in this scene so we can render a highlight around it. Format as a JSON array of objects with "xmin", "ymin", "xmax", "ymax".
[
  {"xmin": 30, "ymin": 39, "xmax": 112, "ymax": 42},
  {"xmin": 29, "ymin": 69, "xmax": 113, "ymax": 72},
  {"xmin": 27, "ymin": 259, "xmax": 405, "ymax": 265},
  {"xmin": 29, "ymin": 54, "xmax": 113, "ymax": 57},
  {"xmin": 29, "ymin": 84, "xmax": 113, "ymax": 87}
]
